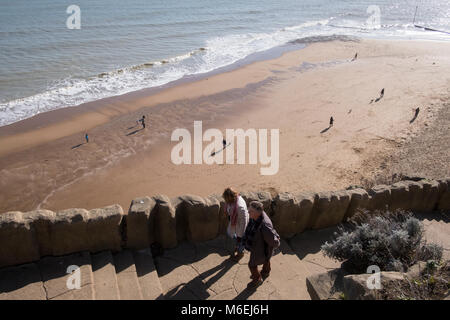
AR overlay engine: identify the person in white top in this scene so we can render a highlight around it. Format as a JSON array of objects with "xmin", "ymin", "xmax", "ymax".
[{"xmin": 223, "ymin": 187, "xmax": 249, "ymax": 262}]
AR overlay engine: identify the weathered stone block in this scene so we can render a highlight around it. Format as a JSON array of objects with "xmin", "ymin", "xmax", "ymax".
[
  {"xmin": 343, "ymin": 272, "xmax": 405, "ymax": 300},
  {"xmin": 126, "ymin": 197, "xmax": 156, "ymax": 249},
  {"xmin": 209, "ymin": 194, "xmax": 228, "ymax": 235},
  {"xmin": 306, "ymin": 269, "xmax": 347, "ymax": 300},
  {"xmin": 22, "ymin": 210, "xmax": 55, "ymax": 257},
  {"xmin": 389, "ymin": 182, "xmax": 411, "ymax": 212},
  {"xmin": 272, "ymin": 192, "xmax": 314, "ymax": 238},
  {"xmin": 345, "ymin": 189, "xmax": 369, "ymax": 220},
  {"xmin": 403, "ymin": 180, "xmax": 424, "ymax": 211},
  {"xmin": 367, "ymin": 185, "xmax": 391, "ymax": 212},
  {"xmin": 152, "ymin": 195, "xmax": 177, "ymax": 249},
  {"xmin": 437, "ymin": 178, "xmax": 450, "ymax": 210},
  {"xmin": 241, "ymin": 191, "xmax": 273, "ymax": 217},
  {"xmin": 309, "ymin": 191, "xmax": 351, "ymax": 229},
  {"xmin": 417, "ymin": 179, "xmax": 440, "ymax": 212},
  {"xmin": 51, "ymin": 208, "xmax": 90, "ymax": 256},
  {"xmin": 0, "ymin": 212, "xmax": 40, "ymax": 268},
  {"xmin": 177, "ymin": 195, "xmax": 220, "ymax": 242},
  {"xmin": 87, "ymin": 204, "xmax": 124, "ymax": 253},
  {"xmin": 172, "ymin": 196, "xmax": 188, "ymax": 242}
]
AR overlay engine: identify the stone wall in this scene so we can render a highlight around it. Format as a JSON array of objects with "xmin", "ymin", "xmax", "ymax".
[{"xmin": 1, "ymin": 178, "xmax": 449, "ymax": 269}]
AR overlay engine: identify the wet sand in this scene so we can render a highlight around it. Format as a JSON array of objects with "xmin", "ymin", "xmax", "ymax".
[{"xmin": 0, "ymin": 39, "xmax": 449, "ymax": 213}]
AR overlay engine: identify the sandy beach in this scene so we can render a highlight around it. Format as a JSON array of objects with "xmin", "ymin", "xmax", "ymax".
[{"xmin": 0, "ymin": 38, "xmax": 449, "ymax": 214}]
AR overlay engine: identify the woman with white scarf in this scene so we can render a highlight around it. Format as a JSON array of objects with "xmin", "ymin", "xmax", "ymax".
[{"xmin": 223, "ymin": 187, "xmax": 249, "ymax": 262}]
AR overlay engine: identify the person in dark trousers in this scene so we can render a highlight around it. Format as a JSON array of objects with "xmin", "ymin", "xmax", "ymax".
[
  {"xmin": 243, "ymin": 201, "xmax": 280, "ymax": 289},
  {"xmin": 139, "ymin": 115, "xmax": 146, "ymax": 129},
  {"xmin": 85, "ymin": 133, "xmax": 89, "ymax": 143},
  {"xmin": 329, "ymin": 116, "xmax": 334, "ymax": 127}
]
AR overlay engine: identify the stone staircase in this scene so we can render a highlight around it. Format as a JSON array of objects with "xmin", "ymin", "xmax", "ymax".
[
  {"xmin": 1, "ymin": 212, "xmax": 448, "ymax": 300},
  {"xmin": 0, "ymin": 248, "xmax": 164, "ymax": 300},
  {"xmin": 0, "ymin": 232, "xmax": 340, "ymax": 300}
]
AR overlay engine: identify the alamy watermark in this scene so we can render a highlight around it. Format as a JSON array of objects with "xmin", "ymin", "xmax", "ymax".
[
  {"xmin": 366, "ymin": 265, "xmax": 382, "ymax": 290},
  {"xmin": 66, "ymin": 5, "xmax": 81, "ymax": 29},
  {"xmin": 66, "ymin": 265, "xmax": 81, "ymax": 290},
  {"xmin": 366, "ymin": 5, "xmax": 381, "ymax": 29},
  {"xmin": 171, "ymin": 121, "xmax": 279, "ymax": 175}
]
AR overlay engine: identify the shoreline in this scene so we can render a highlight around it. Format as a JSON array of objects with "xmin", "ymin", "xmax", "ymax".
[
  {"xmin": 0, "ymin": 41, "xmax": 308, "ymax": 156},
  {"xmin": 1, "ymin": 36, "xmax": 449, "ymax": 154},
  {"xmin": 1, "ymin": 38, "xmax": 449, "ymax": 213}
]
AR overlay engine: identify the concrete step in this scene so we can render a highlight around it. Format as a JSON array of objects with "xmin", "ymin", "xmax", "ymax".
[
  {"xmin": 113, "ymin": 250, "xmax": 143, "ymax": 300},
  {"xmin": 263, "ymin": 239, "xmax": 311, "ymax": 300},
  {"xmin": 91, "ymin": 251, "xmax": 120, "ymax": 300},
  {"xmin": 0, "ymin": 263, "xmax": 46, "ymax": 300},
  {"xmin": 133, "ymin": 248, "xmax": 164, "ymax": 300},
  {"xmin": 38, "ymin": 251, "xmax": 94, "ymax": 300},
  {"xmin": 229, "ymin": 240, "xmax": 311, "ymax": 300},
  {"xmin": 155, "ymin": 241, "xmax": 213, "ymax": 300},
  {"xmin": 288, "ymin": 226, "xmax": 342, "ymax": 278},
  {"xmin": 154, "ymin": 235, "xmax": 308, "ymax": 300}
]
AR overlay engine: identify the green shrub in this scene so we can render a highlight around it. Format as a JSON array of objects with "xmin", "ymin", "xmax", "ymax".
[{"xmin": 321, "ymin": 211, "xmax": 443, "ymax": 273}]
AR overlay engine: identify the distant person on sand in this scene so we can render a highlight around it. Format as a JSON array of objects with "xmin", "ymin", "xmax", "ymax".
[
  {"xmin": 223, "ymin": 138, "xmax": 227, "ymax": 149},
  {"xmin": 410, "ymin": 107, "xmax": 420, "ymax": 124},
  {"xmin": 415, "ymin": 107, "xmax": 420, "ymax": 117},
  {"xmin": 351, "ymin": 53, "xmax": 357, "ymax": 61},
  {"xmin": 242, "ymin": 201, "xmax": 280, "ymax": 289},
  {"xmin": 329, "ymin": 116, "xmax": 334, "ymax": 127},
  {"xmin": 223, "ymin": 187, "xmax": 249, "ymax": 263},
  {"xmin": 374, "ymin": 88, "xmax": 385, "ymax": 103},
  {"xmin": 139, "ymin": 115, "xmax": 146, "ymax": 129},
  {"xmin": 85, "ymin": 133, "xmax": 89, "ymax": 143}
]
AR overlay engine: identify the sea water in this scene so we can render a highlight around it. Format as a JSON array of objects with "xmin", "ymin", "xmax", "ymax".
[{"xmin": 0, "ymin": 0, "xmax": 449, "ymax": 127}]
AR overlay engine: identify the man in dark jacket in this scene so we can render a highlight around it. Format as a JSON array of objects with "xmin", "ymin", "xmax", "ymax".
[{"xmin": 243, "ymin": 201, "xmax": 281, "ymax": 289}]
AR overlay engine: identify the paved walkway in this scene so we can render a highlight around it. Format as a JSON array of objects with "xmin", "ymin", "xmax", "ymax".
[{"xmin": 1, "ymin": 212, "xmax": 448, "ymax": 300}]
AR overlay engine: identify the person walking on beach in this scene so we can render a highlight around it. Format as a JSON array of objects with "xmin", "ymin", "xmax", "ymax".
[
  {"xmin": 243, "ymin": 201, "xmax": 280, "ymax": 289},
  {"xmin": 329, "ymin": 116, "xmax": 334, "ymax": 127},
  {"xmin": 223, "ymin": 138, "xmax": 227, "ymax": 149},
  {"xmin": 85, "ymin": 133, "xmax": 89, "ymax": 143},
  {"xmin": 139, "ymin": 115, "xmax": 146, "ymax": 129},
  {"xmin": 223, "ymin": 187, "xmax": 249, "ymax": 262}
]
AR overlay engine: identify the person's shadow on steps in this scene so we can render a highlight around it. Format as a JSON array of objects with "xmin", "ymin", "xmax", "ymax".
[{"xmin": 164, "ymin": 259, "xmax": 235, "ymax": 300}]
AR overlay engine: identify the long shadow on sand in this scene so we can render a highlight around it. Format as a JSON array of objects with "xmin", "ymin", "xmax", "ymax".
[
  {"xmin": 71, "ymin": 143, "xmax": 86, "ymax": 149},
  {"xmin": 126, "ymin": 128, "xmax": 144, "ymax": 136},
  {"xmin": 210, "ymin": 143, "xmax": 231, "ymax": 157},
  {"xmin": 320, "ymin": 125, "xmax": 332, "ymax": 134}
]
